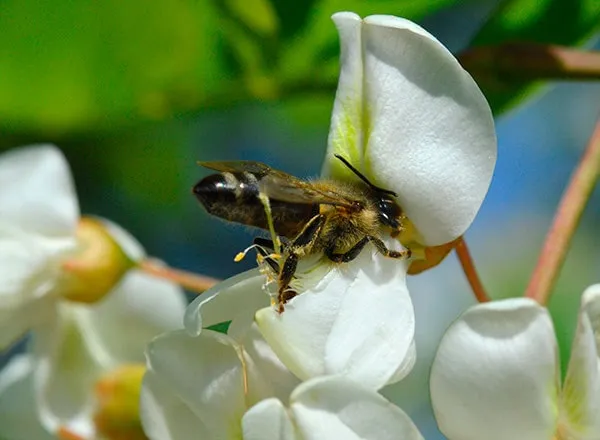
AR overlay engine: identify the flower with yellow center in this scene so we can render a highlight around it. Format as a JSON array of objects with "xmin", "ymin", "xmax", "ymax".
[{"xmin": 0, "ymin": 145, "xmax": 187, "ymax": 439}]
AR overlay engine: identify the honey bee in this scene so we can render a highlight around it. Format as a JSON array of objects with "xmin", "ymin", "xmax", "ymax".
[{"xmin": 193, "ymin": 155, "xmax": 411, "ymax": 312}]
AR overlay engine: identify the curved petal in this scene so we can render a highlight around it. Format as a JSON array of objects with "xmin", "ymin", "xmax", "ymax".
[
  {"xmin": 242, "ymin": 324, "xmax": 300, "ymax": 402},
  {"xmin": 140, "ymin": 370, "xmax": 211, "ymax": 440},
  {"xmin": 322, "ymin": 12, "xmax": 364, "ymax": 181},
  {"xmin": 0, "ymin": 355, "xmax": 56, "ymax": 440},
  {"xmin": 184, "ymin": 269, "xmax": 269, "ymax": 341},
  {"xmin": 560, "ymin": 284, "xmax": 600, "ymax": 439},
  {"xmin": 290, "ymin": 376, "xmax": 424, "ymax": 440},
  {"xmin": 32, "ymin": 304, "xmax": 101, "ymax": 437},
  {"xmin": 242, "ymin": 398, "xmax": 297, "ymax": 440},
  {"xmin": 430, "ymin": 298, "xmax": 559, "ymax": 440},
  {"xmin": 0, "ymin": 145, "xmax": 79, "ymax": 238},
  {"xmin": 256, "ymin": 244, "xmax": 414, "ymax": 390},
  {"xmin": 73, "ymin": 270, "xmax": 187, "ymax": 365},
  {"xmin": 0, "ymin": 224, "xmax": 73, "ymax": 350},
  {"xmin": 145, "ymin": 329, "xmax": 248, "ymax": 439},
  {"xmin": 362, "ymin": 15, "xmax": 496, "ymax": 245},
  {"xmin": 97, "ymin": 217, "xmax": 146, "ymax": 261}
]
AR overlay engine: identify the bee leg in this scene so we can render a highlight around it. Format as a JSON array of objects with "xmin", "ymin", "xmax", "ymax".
[
  {"xmin": 325, "ymin": 236, "xmax": 369, "ymax": 263},
  {"xmin": 252, "ymin": 236, "xmax": 282, "ymax": 271},
  {"xmin": 367, "ymin": 236, "xmax": 412, "ymax": 259},
  {"xmin": 277, "ymin": 253, "xmax": 299, "ymax": 313},
  {"xmin": 276, "ymin": 214, "xmax": 326, "ymax": 313}
]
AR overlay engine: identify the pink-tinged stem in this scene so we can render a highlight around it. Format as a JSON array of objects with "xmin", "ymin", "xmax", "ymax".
[
  {"xmin": 455, "ymin": 236, "xmax": 490, "ymax": 303},
  {"xmin": 138, "ymin": 260, "xmax": 219, "ymax": 294},
  {"xmin": 525, "ymin": 117, "xmax": 600, "ymax": 304}
]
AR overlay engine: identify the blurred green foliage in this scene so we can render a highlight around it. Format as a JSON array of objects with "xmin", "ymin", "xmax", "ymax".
[
  {"xmin": 470, "ymin": 0, "xmax": 600, "ymax": 113},
  {"xmin": 2, "ymin": 0, "xmax": 598, "ymax": 137}
]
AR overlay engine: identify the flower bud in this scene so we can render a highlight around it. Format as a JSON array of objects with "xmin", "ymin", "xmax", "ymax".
[
  {"xmin": 93, "ymin": 364, "xmax": 147, "ymax": 440},
  {"xmin": 59, "ymin": 217, "xmax": 134, "ymax": 303}
]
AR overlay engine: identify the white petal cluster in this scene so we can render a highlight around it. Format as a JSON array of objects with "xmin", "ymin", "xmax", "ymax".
[
  {"xmin": 0, "ymin": 145, "xmax": 187, "ymax": 439},
  {"xmin": 430, "ymin": 286, "xmax": 600, "ymax": 440},
  {"xmin": 140, "ymin": 10, "xmax": 496, "ymax": 440}
]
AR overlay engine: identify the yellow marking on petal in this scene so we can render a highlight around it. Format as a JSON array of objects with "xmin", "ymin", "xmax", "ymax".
[{"xmin": 329, "ymin": 97, "xmax": 362, "ymax": 181}]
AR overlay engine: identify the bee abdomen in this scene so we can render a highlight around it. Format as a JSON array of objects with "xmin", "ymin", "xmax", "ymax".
[{"xmin": 193, "ymin": 172, "xmax": 259, "ymax": 219}]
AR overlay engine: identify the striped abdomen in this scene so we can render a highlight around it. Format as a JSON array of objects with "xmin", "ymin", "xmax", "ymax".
[{"xmin": 193, "ymin": 172, "xmax": 317, "ymax": 238}]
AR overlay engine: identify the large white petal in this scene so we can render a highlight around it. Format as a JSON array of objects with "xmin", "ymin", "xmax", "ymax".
[
  {"xmin": 362, "ymin": 15, "xmax": 496, "ymax": 245},
  {"xmin": 0, "ymin": 355, "xmax": 55, "ymax": 440},
  {"xmin": 322, "ymin": 12, "xmax": 364, "ymax": 181},
  {"xmin": 0, "ymin": 223, "xmax": 73, "ymax": 349},
  {"xmin": 256, "ymin": 245, "xmax": 414, "ymax": 390},
  {"xmin": 72, "ymin": 270, "xmax": 187, "ymax": 365},
  {"xmin": 241, "ymin": 324, "xmax": 300, "ymax": 403},
  {"xmin": 140, "ymin": 370, "xmax": 211, "ymax": 440},
  {"xmin": 242, "ymin": 398, "xmax": 298, "ymax": 440},
  {"xmin": 290, "ymin": 376, "xmax": 423, "ymax": 440},
  {"xmin": 0, "ymin": 145, "xmax": 79, "ymax": 238},
  {"xmin": 184, "ymin": 269, "xmax": 269, "ymax": 341},
  {"xmin": 145, "ymin": 329, "xmax": 249, "ymax": 439},
  {"xmin": 560, "ymin": 284, "xmax": 600, "ymax": 439},
  {"xmin": 32, "ymin": 304, "xmax": 101, "ymax": 438},
  {"xmin": 430, "ymin": 298, "xmax": 559, "ymax": 440}
]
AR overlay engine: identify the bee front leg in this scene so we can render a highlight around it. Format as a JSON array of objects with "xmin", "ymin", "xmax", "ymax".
[
  {"xmin": 276, "ymin": 214, "xmax": 326, "ymax": 313},
  {"xmin": 325, "ymin": 236, "xmax": 369, "ymax": 263},
  {"xmin": 367, "ymin": 236, "xmax": 412, "ymax": 259}
]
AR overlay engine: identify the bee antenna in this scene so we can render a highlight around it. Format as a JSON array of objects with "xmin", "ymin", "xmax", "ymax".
[{"xmin": 333, "ymin": 154, "xmax": 397, "ymax": 197}]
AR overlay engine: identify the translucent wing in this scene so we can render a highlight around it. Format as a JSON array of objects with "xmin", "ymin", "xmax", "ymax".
[
  {"xmin": 198, "ymin": 160, "xmax": 356, "ymax": 207},
  {"xmin": 198, "ymin": 160, "xmax": 273, "ymax": 177}
]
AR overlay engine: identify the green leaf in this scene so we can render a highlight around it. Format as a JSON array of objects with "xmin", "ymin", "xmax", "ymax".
[
  {"xmin": 276, "ymin": 0, "xmax": 461, "ymax": 83},
  {"xmin": 468, "ymin": 0, "xmax": 600, "ymax": 114},
  {"xmin": 224, "ymin": 0, "xmax": 280, "ymax": 37},
  {"xmin": 0, "ymin": 0, "xmax": 228, "ymax": 133}
]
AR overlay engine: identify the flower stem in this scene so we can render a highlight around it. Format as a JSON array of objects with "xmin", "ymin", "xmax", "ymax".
[
  {"xmin": 138, "ymin": 260, "xmax": 220, "ymax": 294},
  {"xmin": 455, "ymin": 237, "xmax": 490, "ymax": 303},
  {"xmin": 525, "ymin": 117, "xmax": 600, "ymax": 304}
]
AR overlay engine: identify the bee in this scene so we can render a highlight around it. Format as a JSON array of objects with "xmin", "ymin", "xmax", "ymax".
[{"xmin": 193, "ymin": 155, "xmax": 411, "ymax": 312}]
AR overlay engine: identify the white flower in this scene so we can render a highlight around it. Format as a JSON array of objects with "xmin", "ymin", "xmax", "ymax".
[
  {"xmin": 430, "ymin": 285, "xmax": 600, "ymax": 440},
  {"xmin": 324, "ymin": 12, "xmax": 496, "ymax": 246},
  {"xmin": 183, "ymin": 11, "xmax": 495, "ymax": 391},
  {"xmin": 140, "ymin": 325, "xmax": 424, "ymax": 440},
  {"xmin": 0, "ymin": 145, "xmax": 188, "ymax": 438}
]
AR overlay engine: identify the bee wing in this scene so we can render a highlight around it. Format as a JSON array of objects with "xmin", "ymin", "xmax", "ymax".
[
  {"xmin": 198, "ymin": 160, "xmax": 355, "ymax": 207},
  {"xmin": 259, "ymin": 172, "xmax": 355, "ymax": 208},
  {"xmin": 198, "ymin": 160, "xmax": 273, "ymax": 177}
]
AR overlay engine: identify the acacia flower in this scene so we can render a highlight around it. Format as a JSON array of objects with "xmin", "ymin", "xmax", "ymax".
[
  {"xmin": 189, "ymin": 11, "xmax": 495, "ymax": 388},
  {"xmin": 141, "ymin": 10, "xmax": 496, "ymax": 437},
  {"xmin": 141, "ymin": 321, "xmax": 424, "ymax": 439},
  {"xmin": 430, "ymin": 285, "xmax": 600, "ymax": 440},
  {"xmin": 0, "ymin": 145, "xmax": 187, "ymax": 439}
]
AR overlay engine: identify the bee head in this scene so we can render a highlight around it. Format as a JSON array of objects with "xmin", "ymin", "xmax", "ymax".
[
  {"xmin": 333, "ymin": 154, "xmax": 403, "ymax": 230},
  {"xmin": 376, "ymin": 194, "xmax": 402, "ymax": 229}
]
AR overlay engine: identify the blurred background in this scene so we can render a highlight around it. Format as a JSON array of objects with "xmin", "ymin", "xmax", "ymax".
[{"xmin": 1, "ymin": 0, "xmax": 599, "ymax": 438}]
